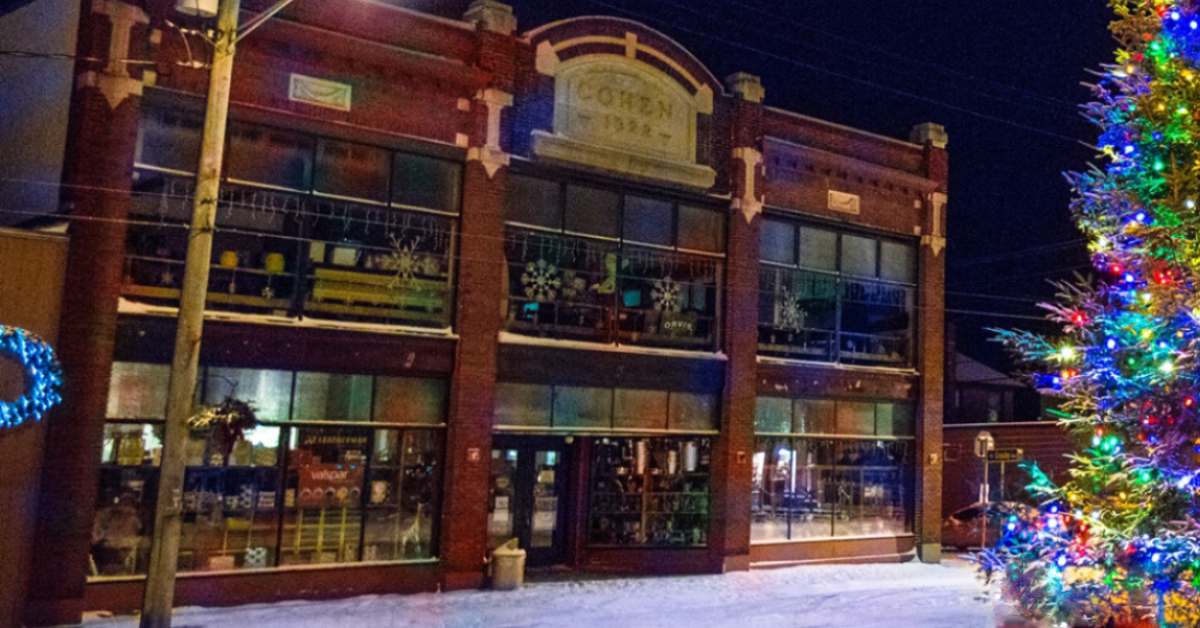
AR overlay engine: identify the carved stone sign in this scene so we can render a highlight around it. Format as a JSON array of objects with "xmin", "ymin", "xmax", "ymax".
[
  {"xmin": 533, "ymin": 55, "xmax": 715, "ymax": 189},
  {"xmin": 555, "ymin": 57, "xmax": 694, "ymax": 163}
]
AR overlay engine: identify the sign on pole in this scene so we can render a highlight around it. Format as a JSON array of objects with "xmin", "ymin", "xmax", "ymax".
[
  {"xmin": 974, "ymin": 431, "xmax": 995, "ymax": 458},
  {"xmin": 987, "ymin": 448, "xmax": 1024, "ymax": 463}
]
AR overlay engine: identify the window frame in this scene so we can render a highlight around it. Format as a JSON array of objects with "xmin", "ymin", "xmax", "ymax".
[
  {"xmin": 502, "ymin": 172, "xmax": 727, "ymax": 258},
  {"xmin": 93, "ymin": 363, "xmax": 449, "ymax": 579},
  {"xmin": 134, "ymin": 108, "xmax": 464, "ymax": 217},
  {"xmin": 750, "ymin": 395, "xmax": 916, "ymax": 543},
  {"xmin": 758, "ymin": 210, "xmax": 919, "ymax": 367}
]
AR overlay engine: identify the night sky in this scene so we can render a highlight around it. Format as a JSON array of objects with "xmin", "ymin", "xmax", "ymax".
[{"xmin": 482, "ymin": 0, "xmax": 1114, "ymax": 369}]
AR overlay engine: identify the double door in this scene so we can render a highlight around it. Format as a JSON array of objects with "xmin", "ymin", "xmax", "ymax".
[{"xmin": 488, "ymin": 436, "xmax": 570, "ymax": 566}]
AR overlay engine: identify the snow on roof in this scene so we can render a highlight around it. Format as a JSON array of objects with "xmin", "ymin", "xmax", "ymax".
[{"xmin": 954, "ymin": 352, "xmax": 1024, "ymax": 388}]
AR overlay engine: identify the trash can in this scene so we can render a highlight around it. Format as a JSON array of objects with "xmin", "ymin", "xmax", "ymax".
[{"xmin": 491, "ymin": 538, "xmax": 526, "ymax": 590}]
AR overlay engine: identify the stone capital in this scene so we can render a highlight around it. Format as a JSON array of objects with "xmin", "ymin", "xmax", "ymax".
[
  {"xmin": 725, "ymin": 72, "xmax": 764, "ymax": 103},
  {"xmin": 91, "ymin": 0, "xmax": 149, "ymax": 78},
  {"xmin": 464, "ymin": 0, "xmax": 516, "ymax": 36},
  {"xmin": 909, "ymin": 122, "xmax": 948, "ymax": 149}
]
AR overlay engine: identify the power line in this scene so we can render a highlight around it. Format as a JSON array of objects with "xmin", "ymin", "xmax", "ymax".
[
  {"xmin": 725, "ymin": 0, "xmax": 1079, "ymax": 111},
  {"xmin": 0, "ymin": 49, "xmax": 157, "ymax": 65},
  {"xmin": 954, "ymin": 239, "xmax": 1087, "ymax": 266},
  {"xmin": 658, "ymin": 0, "xmax": 1081, "ymax": 121},
  {"xmin": 580, "ymin": 0, "xmax": 1090, "ymax": 146}
]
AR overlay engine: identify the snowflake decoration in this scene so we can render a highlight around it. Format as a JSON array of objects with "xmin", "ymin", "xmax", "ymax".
[
  {"xmin": 778, "ymin": 288, "xmax": 807, "ymax": 332},
  {"xmin": 651, "ymin": 276, "xmax": 682, "ymax": 312},
  {"xmin": 385, "ymin": 234, "xmax": 421, "ymax": 289},
  {"xmin": 522, "ymin": 259, "xmax": 561, "ymax": 303},
  {"xmin": 561, "ymin": 270, "xmax": 588, "ymax": 301}
]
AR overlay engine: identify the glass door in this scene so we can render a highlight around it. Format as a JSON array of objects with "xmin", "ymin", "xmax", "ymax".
[{"xmin": 488, "ymin": 437, "xmax": 569, "ymax": 566}]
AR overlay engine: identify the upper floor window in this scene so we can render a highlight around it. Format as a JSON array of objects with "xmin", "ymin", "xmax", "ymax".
[
  {"xmin": 127, "ymin": 110, "xmax": 462, "ymax": 329},
  {"xmin": 135, "ymin": 110, "xmax": 462, "ymax": 215},
  {"xmin": 758, "ymin": 216, "xmax": 916, "ymax": 367},
  {"xmin": 502, "ymin": 174, "xmax": 725, "ymax": 350}
]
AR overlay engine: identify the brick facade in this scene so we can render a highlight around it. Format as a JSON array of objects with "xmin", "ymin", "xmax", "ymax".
[
  {"xmin": 943, "ymin": 422, "xmax": 1075, "ymax": 516},
  {"xmin": 7, "ymin": 1, "xmax": 947, "ymax": 622}
]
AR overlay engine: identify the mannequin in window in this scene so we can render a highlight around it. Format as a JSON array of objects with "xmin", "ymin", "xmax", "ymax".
[{"xmin": 91, "ymin": 492, "xmax": 144, "ymax": 575}]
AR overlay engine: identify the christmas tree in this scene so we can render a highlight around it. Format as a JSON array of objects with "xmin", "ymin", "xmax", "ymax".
[
  {"xmin": 984, "ymin": 2, "xmax": 1200, "ymax": 625},
  {"xmin": 988, "ymin": 1, "xmax": 1200, "ymax": 624}
]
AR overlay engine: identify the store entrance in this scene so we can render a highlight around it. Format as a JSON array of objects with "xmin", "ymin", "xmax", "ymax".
[{"xmin": 488, "ymin": 436, "xmax": 570, "ymax": 566}]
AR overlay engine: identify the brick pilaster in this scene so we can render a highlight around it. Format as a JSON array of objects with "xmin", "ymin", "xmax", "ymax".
[
  {"xmin": 439, "ymin": 0, "xmax": 516, "ymax": 589},
  {"xmin": 910, "ymin": 122, "xmax": 948, "ymax": 563},
  {"xmin": 24, "ymin": 2, "xmax": 146, "ymax": 620},
  {"xmin": 709, "ymin": 73, "xmax": 765, "ymax": 572}
]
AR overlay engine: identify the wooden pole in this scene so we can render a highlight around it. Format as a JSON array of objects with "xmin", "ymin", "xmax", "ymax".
[{"xmin": 140, "ymin": 1, "xmax": 241, "ymax": 625}]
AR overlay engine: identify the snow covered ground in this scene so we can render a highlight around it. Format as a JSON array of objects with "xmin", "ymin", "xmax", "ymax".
[{"xmin": 83, "ymin": 559, "xmax": 1008, "ymax": 628}]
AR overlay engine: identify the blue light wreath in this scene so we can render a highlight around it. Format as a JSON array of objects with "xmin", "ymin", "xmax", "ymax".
[{"xmin": 0, "ymin": 325, "xmax": 63, "ymax": 431}]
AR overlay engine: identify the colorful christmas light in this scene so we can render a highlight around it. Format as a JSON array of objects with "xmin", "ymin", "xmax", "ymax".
[{"xmin": 983, "ymin": 1, "xmax": 1200, "ymax": 626}]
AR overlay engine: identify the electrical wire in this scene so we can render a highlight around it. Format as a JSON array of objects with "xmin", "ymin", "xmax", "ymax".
[
  {"xmin": 642, "ymin": 0, "xmax": 1082, "ymax": 122},
  {"xmin": 579, "ymin": 0, "xmax": 1091, "ymax": 146},
  {"xmin": 953, "ymin": 239, "xmax": 1088, "ymax": 267},
  {"xmin": 723, "ymin": 0, "xmax": 1080, "ymax": 111}
]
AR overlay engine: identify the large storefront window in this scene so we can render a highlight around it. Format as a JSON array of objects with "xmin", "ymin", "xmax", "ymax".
[
  {"xmin": 759, "ymin": 216, "xmax": 916, "ymax": 366},
  {"xmin": 92, "ymin": 363, "xmax": 445, "ymax": 577},
  {"xmin": 503, "ymin": 175, "xmax": 724, "ymax": 350},
  {"xmin": 751, "ymin": 397, "xmax": 914, "ymax": 543},
  {"xmin": 589, "ymin": 437, "xmax": 711, "ymax": 547},
  {"xmin": 126, "ymin": 109, "xmax": 460, "ymax": 329}
]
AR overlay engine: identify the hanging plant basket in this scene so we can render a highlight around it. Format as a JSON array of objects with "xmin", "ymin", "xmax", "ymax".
[{"xmin": 187, "ymin": 396, "xmax": 258, "ymax": 457}]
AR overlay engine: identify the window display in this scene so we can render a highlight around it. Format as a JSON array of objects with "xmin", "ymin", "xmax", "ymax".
[
  {"xmin": 177, "ymin": 426, "xmax": 281, "ymax": 572},
  {"xmin": 92, "ymin": 365, "xmax": 446, "ymax": 579},
  {"xmin": 589, "ymin": 437, "xmax": 711, "ymax": 547},
  {"xmin": 750, "ymin": 438, "xmax": 835, "ymax": 541},
  {"xmin": 503, "ymin": 174, "xmax": 725, "ymax": 350},
  {"xmin": 751, "ymin": 397, "xmax": 915, "ymax": 543},
  {"xmin": 126, "ymin": 111, "xmax": 460, "ymax": 329},
  {"xmin": 92, "ymin": 423, "xmax": 162, "ymax": 576},
  {"xmin": 759, "ymin": 217, "xmax": 916, "ymax": 366}
]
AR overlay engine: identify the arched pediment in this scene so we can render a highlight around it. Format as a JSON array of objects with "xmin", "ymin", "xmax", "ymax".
[{"xmin": 524, "ymin": 17, "xmax": 720, "ymax": 189}]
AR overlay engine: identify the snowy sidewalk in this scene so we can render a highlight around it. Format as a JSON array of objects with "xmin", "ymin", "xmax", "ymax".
[{"xmin": 82, "ymin": 560, "xmax": 998, "ymax": 628}]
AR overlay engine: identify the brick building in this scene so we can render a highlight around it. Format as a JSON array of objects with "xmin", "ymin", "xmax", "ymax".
[{"xmin": 0, "ymin": 0, "xmax": 948, "ymax": 623}]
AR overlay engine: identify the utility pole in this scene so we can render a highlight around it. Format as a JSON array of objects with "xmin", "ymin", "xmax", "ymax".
[{"xmin": 140, "ymin": 0, "xmax": 240, "ymax": 625}]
